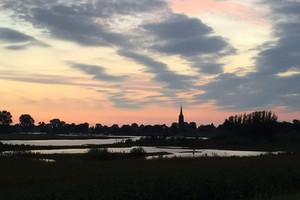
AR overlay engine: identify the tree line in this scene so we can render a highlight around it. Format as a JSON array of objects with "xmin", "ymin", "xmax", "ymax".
[{"xmin": 0, "ymin": 110, "xmax": 299, "ymax": 138}]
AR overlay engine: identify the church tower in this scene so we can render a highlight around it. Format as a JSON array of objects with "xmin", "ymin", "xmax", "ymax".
[{"xmin": 178, "ymin": 106, "xmax": 185, "ymax": 128}]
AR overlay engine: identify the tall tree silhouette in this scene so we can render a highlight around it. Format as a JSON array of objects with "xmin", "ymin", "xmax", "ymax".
[
  {"xmin": 19, "ymin": 114, "xmax": 35, "ymax": 132},
  {"xmin": 222, "ymin": 111, "xmax": 278, "ymax": 139},
  {"xmin": 49, "ymin": 118, "xmax": 66, "ymax": 134},
  {"xmin": 0, "ymin": 110, "xmax": 12, "ymax": 126},
  {"xmin": 0, "ymin": 110, "xmax": 13, "ymax": 133}
]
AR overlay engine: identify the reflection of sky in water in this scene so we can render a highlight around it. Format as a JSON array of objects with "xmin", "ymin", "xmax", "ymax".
[
  {"xmin": 15, "ymin": 146, "xmax": 279, "ymax": 158},
  {"xmin": 1, "ymin": 137, "xmax": 140, "ymax": 146},
  {"xmin": 146, "ymin": 149, "xmax": 274, "ymax": 159},
  {"xmin": 1, "ymin": 139, "xmax": 281, "ymax": 158},
  {"xmin": 1, "ymin": 137, "xmax": 209, "ymax": 147}
]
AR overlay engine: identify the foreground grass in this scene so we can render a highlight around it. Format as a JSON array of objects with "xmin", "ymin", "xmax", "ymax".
[
  {"xmin": 255, "ymin": 192, "xmax": 300, "ymax": 200},
  {"xmin": 1, "ymin": 155, "xmax": 300, "ymax": 200}
]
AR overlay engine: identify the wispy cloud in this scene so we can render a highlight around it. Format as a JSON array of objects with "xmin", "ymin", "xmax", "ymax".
[
  {"xmin": 0, "ymin": 70, "xmax": 116, "ymax": 89},
  {"xmin": 0, "ymin": 27, "xmax": 49, "ymax": 50},
  {"xmin": 118, "ymin": 50, "xmax": 197, "ymax": 90},
  {"xmin": 69, "ymin": 62, "xmax": 127, "ymax": 82}
]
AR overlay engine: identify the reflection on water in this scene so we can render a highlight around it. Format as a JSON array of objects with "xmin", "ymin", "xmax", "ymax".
[
  {"xmin": 35, "ymin": 158, "xmax": 56, "ymax": 163},
  {"xmin": 146, "ymin": 148, "xmax": 278, "ymax": 159},
  {"xmin": 30, "ymin": 148, "xmax": 90, "ymax": 154},
  {"xmin": 22, "ymin": 146, "xmax": 280, "ymax": 158},
  {"xmin": 1, "ymin": 136, "xmax": 210, "ymax": 147},
  {"xmin": 1, "ymin": 136, "xmax": 140, "ymax": 146},
  {"xmin": 1, "ymin": 138, "xmax": 282, "ymax": 158}
]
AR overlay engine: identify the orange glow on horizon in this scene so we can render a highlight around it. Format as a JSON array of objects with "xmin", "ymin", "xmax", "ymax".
[{"xmin": 6, "ymin": 101, "xmax": 297, "ymax": 127}]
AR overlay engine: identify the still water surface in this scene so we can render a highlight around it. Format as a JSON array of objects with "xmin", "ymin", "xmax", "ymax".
[
  {"xmin": 1, "ymin": 138, "xmax": 281, "ymax": 158},
  {"xmin": 1, "ymin": 137, "xmax": 140, "ymax": 146},
  {"xmin": 27, "ymin": 146, "xmax": 277, "ymax": 158}
]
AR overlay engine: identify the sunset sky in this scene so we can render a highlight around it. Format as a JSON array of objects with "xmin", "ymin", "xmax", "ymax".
[{"xmin": 0, "ymin": 0, "xmax": 299, "ymax": 126}]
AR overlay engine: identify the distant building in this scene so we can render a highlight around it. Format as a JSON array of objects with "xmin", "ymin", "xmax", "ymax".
[{"xmin": 178, "ymin": 106, "xmax": 185, "ymax": 129}]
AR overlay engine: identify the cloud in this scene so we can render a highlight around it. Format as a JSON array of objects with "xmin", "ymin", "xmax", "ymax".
[
  {"xmin": 196, "ymin": 72, "xmax": 300, "ymax": 110},
  {"xmin": 109, "ymin": 92, "xmax": 148, "ymax": 109},
  {"xmin": 196, "ymin": 0, "xmax": 300, "ymax": 111},
  {"xmin": 30, "ymin": 6, "xmax": 126, "ymax": 47},
  {"xmin": 1, "ymin": 0, "xmax": 233, "ymax": 74},
  {"xmin": 256, "ymin": 0, "xmax": 300, "ymax": 75},
  {"xmin": 142, "ymin": 14, "xmax": 235, "ymax": 74},
  {"xmin": 69, "ymin": 62, "xmax": 127, "ymax": 82},
  {"xmin": 0, "ymin": 27, "xmax": 49, "ymax": 50},
  {"xmin": 263, "ymin": 0, "xmax": 300, "ymax": 16},
  {"xmin": 0, "ymin": 27, "xmax": 35, "ymax": 42},
  {"xmin": 0, "ymin": 70, "xmax": 106, "ymax": 88},
  {"xmin": 142, "ymin": 14, "xmax": 227, "ymax": 56},
  {"xmin": 118, "ymin": 50, "xmax": 197, "ymax": 90},
  {"xmin": 108, "ymin": 91, "xmax": 186, "ymax": 109},
  {"xmin": 1, "ymin": 0, "xmax": 236, "ymax": 109},
  {"xmin": 1, "ymin": 0, "xmax": 167, "ymax": 47}
]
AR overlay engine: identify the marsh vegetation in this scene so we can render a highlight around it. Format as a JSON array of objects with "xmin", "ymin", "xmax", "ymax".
[{"xmin": 1, "ymin": 153, "xmax": 300, "ymax": 200}]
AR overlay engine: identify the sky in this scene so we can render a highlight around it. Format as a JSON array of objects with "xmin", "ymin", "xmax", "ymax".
[{"xmin": 0, "ymin": 0, "xmax": 299, "ymax": 126}]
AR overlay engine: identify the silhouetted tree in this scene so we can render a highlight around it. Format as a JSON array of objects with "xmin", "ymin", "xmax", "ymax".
[
  {"xmin": 77, "ymin": 123, "xmax": 89, "ymax": 133},
  {"xmin": 0, "ymin": 110, "xmax": 13, "ymax": 126},
  {"xmin": 102, "ymin": 125, "xmax": 109, "ymax": 134},
  {"xmin": 130, "ymin": 147, "xmax": 146, "ymax": 158},
  {"xmin": 19, "ymin": 114, "xmax": 35, "ymax": 132},
  {"xmin": 189, "ymin": 122, "xmax": 197, "ymax": 129},
  {"xmin": 293, "ymin": 119, "xmax": 300, "ymax": 126},
  {"xmin": 49, "ymin": 118, "xmax": 66, "ymax": 134},
  {"xmin": 110, "ymin": 124, "xmax": 120, "ymax": 134},
  {"xmin": 198, "ymin": 123, "xmax": 216, "ymax": 134},
  {"xmin": 131, "ymin": 123, "xmax": 139, "ymax": 134},
  {"xmin": 0, "ymin": 110, "xmax": 13, "ymax": 133},
  {"xmin": 49, "ymin": 118, "xmax": 61, "ymax": 129},
  {"xmin": 293, "ymin": 119, "xmax": 300, "ymax": 132},
  {"xmin": 222, "ymin": 111, "xmax": 278, "ymax": 139},
  {"xmin": 121, "ymin": 125, "xmax": 131, "ymax": 135},
  {"xmin": 170, "ymin": 123, "xmax": 178, "ymax": 135},
  {"xmin": 38, "ymin": 122, "xmax": 47, "ymax": 133},
  {"xmin": 94, "ymin": 123, "xmax": 103, "ymax": 133}
]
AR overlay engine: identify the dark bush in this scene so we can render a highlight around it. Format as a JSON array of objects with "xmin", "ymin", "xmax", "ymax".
[
  {"xmin": 130, "ymin": 147, "xmax": 146, "ymax": 158},
  {"xmin": 86, "ymin": 148, "xmax": 110, "ymax": 160}
]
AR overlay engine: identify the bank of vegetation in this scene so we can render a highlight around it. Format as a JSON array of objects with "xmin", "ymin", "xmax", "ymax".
[{"xmin": 0, "ymin": 153, "xmax": 300, "ymax": 200}]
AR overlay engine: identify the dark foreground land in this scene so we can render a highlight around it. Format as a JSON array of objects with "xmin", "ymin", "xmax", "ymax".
[{"xmin": 1, "ymin": 154, "xmax": 300, "ymax": 200}]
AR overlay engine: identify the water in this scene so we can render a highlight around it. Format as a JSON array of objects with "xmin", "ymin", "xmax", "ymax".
[
  {"xmin": 145, "ymin": 148, "xmax": 279, "ymax": 159},
  {"xmin": 10, "ymin": 146, "xmax": 280, "ymax": 158},
  {"xmin": 1, "ymin": 137, "xmax": 140, "ymax": 146},
  {"xmin": 1, "ymin": 138, "xmax": 282, "ymax": 158}
]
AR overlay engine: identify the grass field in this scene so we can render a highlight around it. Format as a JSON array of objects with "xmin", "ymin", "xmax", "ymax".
[
  {"xmin": 256, "ymin": 193, "xmax": 300, "ymax": 200},
  {"xmin": 1, "ymin": 154, "xmax": 300, "ymax": 200}
]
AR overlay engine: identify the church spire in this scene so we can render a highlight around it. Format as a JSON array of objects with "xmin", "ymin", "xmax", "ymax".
[{"xmin": 178, "ymin": 105, "xmax": 184, "ymax": 128}]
